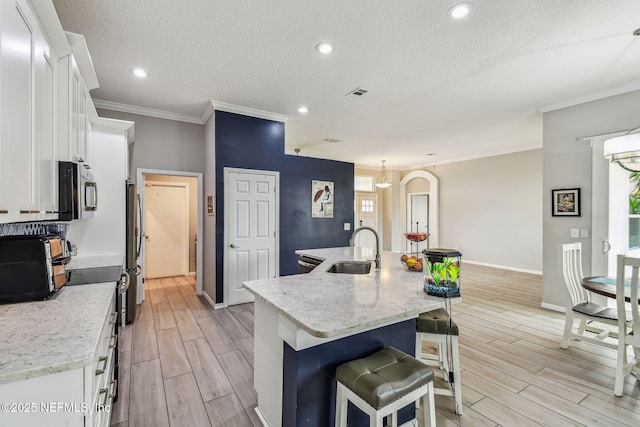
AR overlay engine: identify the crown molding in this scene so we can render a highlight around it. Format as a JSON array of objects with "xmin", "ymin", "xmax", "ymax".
[
  {"xmin": 211, "ymin": 101, "xmax": 289, "ymax": 123},
  {"xmin": 537, "ymin": 82, "xmax": 640, "ymax": 113},
  {"xmin": 93, "ymin": 99, "xmax": 205, "ymax": 124}
]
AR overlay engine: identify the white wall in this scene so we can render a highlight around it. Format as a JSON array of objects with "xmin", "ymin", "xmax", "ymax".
[
  {"xmin": 413, "ymin": 149, "xmax": 543, "ymax": 272},
  {"xmin": 542, "ymin": 89, "xmax": 640, "ymax": 309},
  {"xmin": 67, "ymin": 123, "xmax": 130, "ymax": 257}
]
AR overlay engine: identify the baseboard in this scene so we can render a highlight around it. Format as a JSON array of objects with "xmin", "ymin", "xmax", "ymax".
[
  {"xmin": 201, "ymin": 292, "xmax": 217, "ymax": 310},
  {"xmin": 254, "ymin": 407, "xmax": 269, "ymax": 427},
  {"xmin": 188, "ymin": 271, "xmax": 196, "ymax": 277},
  {"xmin": 463, "ymin": 259, "xmax": 542, "ymax": 275},
  {"xmin": 541, "ymin": 302, "xmax": 566, "ymax": 313}
]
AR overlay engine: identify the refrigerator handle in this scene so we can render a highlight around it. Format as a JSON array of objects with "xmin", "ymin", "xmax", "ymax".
[{"xmin": 136, "ymin": 194, "xmax": 143, "ymax": 259}]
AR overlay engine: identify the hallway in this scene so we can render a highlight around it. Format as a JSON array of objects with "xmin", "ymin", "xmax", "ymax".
[{"xmin": 111, "ymin": 276, "xmax": 259, "ymax": 426}]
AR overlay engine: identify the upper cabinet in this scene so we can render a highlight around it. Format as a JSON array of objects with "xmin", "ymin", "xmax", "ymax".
[
  {"xmin": 1, "ymin": 0, "xmax": 53, "ymax": 221},
  {"xmin": 0, "ymin": 0, "xmax": 98, "ymax": 224},
  {"xmin": 58, "ymin": 32, "xmax": 98, "ymax": 167}
]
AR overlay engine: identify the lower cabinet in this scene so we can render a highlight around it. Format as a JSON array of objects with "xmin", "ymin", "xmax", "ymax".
[{"xmin": 0, "ymin": 294, "xmax": 117, "ymax": 427}]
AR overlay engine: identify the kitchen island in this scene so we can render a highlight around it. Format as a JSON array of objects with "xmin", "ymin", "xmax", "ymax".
[{"xmin": 243, "ymin": 247, "xmax": 452, "ymax": 427}]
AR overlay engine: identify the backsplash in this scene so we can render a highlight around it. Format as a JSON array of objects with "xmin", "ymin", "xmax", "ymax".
[{"xmin": 0, "ymin": 222, "xmax": 68, "ymax": 238}]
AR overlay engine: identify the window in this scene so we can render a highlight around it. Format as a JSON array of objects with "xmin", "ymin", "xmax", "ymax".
[
  {"xmin": 354, "ymin": 176, "xmax": 374, "ymax": 192},
  {"xmin": 361, "ymin": 199, "xmax": 374, "ymax": 213}
]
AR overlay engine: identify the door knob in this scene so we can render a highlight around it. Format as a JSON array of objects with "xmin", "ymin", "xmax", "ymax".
[
  {"xmin": 230, "ymin": 243, "xmax": 239, "ymax": 248},
  {"xmin": 603, "ymin": 240, "xmax": 611, "ymax": 253}
]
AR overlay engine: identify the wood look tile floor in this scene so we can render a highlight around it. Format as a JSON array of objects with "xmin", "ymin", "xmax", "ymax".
[{"xmin": 111, "ymin": 264, "xmax": 640, "ymax": 427}]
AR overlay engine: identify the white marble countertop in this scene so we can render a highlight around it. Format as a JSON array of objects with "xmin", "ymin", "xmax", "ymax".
[
  {"xmin": 243, "ymin": 247, "xmax": 452, "ymax": 338},
  {"xmin": 0, "ymin": 282, "xmax": 116, "ymax": 385},
  {"xmin": 65, "ymin": 253, "xmax": 124, "ymax": 270}
]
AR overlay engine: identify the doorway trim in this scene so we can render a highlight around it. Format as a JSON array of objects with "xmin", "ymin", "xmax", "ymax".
[
  {"xmin": 400, "ymin": 170, "xmax": 439, "ymax": 249},
  {"xmin": 137, "ymin": 168, "xmax": 204, "ymax": 298}
]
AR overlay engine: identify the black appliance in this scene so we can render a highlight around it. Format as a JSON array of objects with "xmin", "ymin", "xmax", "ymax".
[
  {"xmin": 125, "ymin": 180, "xmax": 142, "ymax": 324},
  {"xmin": 0, "ymin": 235, "xmax": 68, "ymax": 303},
  {"xmin": 58, "ymin": 161, "xmax": 97, "ymax": 221},
  {"xmin": 298, "ymin": 255, "xmax": 323, "ymax": 273}
]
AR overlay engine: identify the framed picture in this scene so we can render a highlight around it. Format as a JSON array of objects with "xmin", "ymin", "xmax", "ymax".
[
  {"xmin": 552, "ymin": 188, "xmax": 581, "ymax": 217},
  {"xmin": 312, "ymin": 180, "xmax": 334, "ymax": 218}
]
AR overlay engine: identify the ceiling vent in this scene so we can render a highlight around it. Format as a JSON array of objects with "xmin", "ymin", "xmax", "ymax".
[
  {"xmin": 323, "ymin": 138, "xmax": 341, "ymax": 143},
  {"xmin": 346, "ymin": 87, "xmax": 368, "ymax": 98}
]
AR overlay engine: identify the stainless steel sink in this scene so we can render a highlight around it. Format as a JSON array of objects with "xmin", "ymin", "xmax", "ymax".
[{"xmin": 326, "ymin": 261, "xmax": 372, "ymax": 274}]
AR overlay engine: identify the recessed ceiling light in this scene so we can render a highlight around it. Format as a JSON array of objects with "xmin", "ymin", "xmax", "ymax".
[
  {"xmin": 132, "ymin": 68, "xmax": 147, "ymax": 77},
  {"xmin": 297, "ymin": 106, "xmax": 308, "ymax": 114},
  {"xmin": 426, "ymin": 153, "xmax": 437, "ymax": 156},
  {"xmin": 448, "ymin": 3, "xmax": 471, "ymax": 19},
  {"xmin": 315, "ymin": 42, "xmax": 333, "ymax": 54}
]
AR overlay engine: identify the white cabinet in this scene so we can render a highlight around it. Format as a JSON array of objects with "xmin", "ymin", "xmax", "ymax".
[
  {"xmin": 0, "ymin": 291, "xmax": 117, "ymax": 427},
  {"xmin": 34, "ymin": 20, "xmax": 59, "ymax": 220},
  {"xmin": 0, "ymin": 0, "xmax": 53, "ymax": 222},
  {"xmin": 58, "ymin": 32, "xmax": 98, "ymax": 167},
  {"xmin": 0, "ymin": 0, "xmax": 98, "ymax": 224}
]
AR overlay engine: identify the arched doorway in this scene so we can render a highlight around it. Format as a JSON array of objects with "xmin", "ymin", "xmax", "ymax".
[{"xmin": 398, "ymin": 170, "xmax": 439, "ymax": 251}]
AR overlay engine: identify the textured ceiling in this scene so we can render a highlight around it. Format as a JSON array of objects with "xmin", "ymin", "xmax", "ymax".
[{"xmin": 52, "ymin": 0, "xmax": 640, "ymax": 169}]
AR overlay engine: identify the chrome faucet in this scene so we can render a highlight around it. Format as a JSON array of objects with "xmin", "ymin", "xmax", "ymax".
[{"xmin": 349, "ymin": 226, "xmax": 381, "ymax": 269}]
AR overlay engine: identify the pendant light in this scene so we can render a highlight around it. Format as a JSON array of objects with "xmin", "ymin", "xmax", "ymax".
[
  {"xmin": 375, "ymin": 160, "xmax": 391, "ymax": 189},
  {"xmin": 604, "ymin": 128, "xmax": 640, "ymax": 172}
]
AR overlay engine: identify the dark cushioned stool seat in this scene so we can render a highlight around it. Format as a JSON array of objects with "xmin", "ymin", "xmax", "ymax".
[
  {"xmin": 336, "ymin": 346, "xmax": 434, "ymax": 410},
  {"xmin": 572, "ymin": 302, "xmax": 619, "ymax": 321},
  {"xmin": 416, "ymin": 308, "xmax": 459, "ymax": 335}
]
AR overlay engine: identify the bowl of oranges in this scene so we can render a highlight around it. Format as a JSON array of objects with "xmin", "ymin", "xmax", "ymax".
[{"xmin": 400, "ymin": 254, "xmax": 423, "ymax": 272}]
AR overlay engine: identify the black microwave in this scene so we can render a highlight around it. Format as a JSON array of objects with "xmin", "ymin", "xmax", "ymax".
[{"xmin": 58, "ymin": 161, "xmax": 97, "ymax": 221}]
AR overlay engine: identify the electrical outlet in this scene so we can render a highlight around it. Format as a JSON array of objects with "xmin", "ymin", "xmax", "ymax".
[
  {"xmin": 344, "ymin": 223, "xmax": 351, "ymax": 231},
  {"xmin": 580, "ymin": 228, "xmax": 589, "ymax": 238},
  {"xmin": 570, "ymin": 228, "xmax": 579, "ymax": 238}
]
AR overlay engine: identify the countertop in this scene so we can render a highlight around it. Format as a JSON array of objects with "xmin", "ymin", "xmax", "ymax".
[
  {"xmin": 0, "ymin": 282, "xmax": 116, "ymax": 385},
  {"xmin": 243, "ymin": 247, "xmax": 450, "ymax": 338}
]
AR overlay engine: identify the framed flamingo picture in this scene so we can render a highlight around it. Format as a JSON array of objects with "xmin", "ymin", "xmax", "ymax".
[{"xmin": 312, "ymin": 180, "xmax": 334, "ymax": 218}]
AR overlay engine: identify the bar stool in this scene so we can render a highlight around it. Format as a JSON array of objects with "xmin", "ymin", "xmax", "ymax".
[
  {"xmin": 416, "ymin": 308, "xmax": 462, "ymax": 414},
  {"xmin": 335, "ymin": 346, "xmax": 435, "ymax": 427}
]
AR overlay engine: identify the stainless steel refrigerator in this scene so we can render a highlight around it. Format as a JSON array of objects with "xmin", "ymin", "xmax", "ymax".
[{"xmin": 125, "ymin": 181, "xmax": 141, "ymax": 323}]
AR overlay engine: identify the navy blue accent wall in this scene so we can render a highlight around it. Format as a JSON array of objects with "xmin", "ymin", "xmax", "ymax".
[
  {"xmin": 282, "ymin": 319, "xmax": 416, "ymax": 426},
  {"xmin": 215, "ymin": 111, "xmax": 354, "ymax": 303}
]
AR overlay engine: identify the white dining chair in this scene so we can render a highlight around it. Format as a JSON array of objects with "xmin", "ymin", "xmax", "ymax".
[
  {"xmin": 560, "ymin": 242, "xmax": 619, "ymax": 350},
  {"xmin": 614, "ymin": 254, "xmax": 640, "ymax": 396}
]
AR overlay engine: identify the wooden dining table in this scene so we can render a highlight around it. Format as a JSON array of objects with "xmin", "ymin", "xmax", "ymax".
[{"xmin": 582, "ymin": 276, "xmax": 640, "ymax": 303}]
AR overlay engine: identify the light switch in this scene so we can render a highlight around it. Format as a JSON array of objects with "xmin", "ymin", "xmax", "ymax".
[
  {"xmin": 344, "ymin": 223, "xmax": 351, "ymax": 231},
  {"xmin": 570, "ymin": 228, "xmax": 579, "ymax": 238},
  {"xmin": 580, "ymin": 228, "xmax": 589, "ymax": 238}
]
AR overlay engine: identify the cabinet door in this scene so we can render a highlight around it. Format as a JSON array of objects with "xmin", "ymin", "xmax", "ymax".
[
  {"xmin": 1, "ymin": 0, "xmax": 39, "ymax": 220},
  {"xmin": 78, "ymin": 83, "xmax": 88, "ymax": 163},
  {"xmin": 71, "ymin": 64, "xmax": 80, "ymax": 161},
  {"xmin": 35, "ymin": 32, "xmax": 57, "ymax": 219}
]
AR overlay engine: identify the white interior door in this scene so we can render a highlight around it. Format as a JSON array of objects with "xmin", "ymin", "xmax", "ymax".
[
  {"xmin": 354, "ymin": 193, "xmax": 378, "ymax": 249},
  {"xmin": 225, "ymin": 168, "xmax": 278, "ymax": 306},
  {"xmin": 145, "ymin": 182, "xmax": 189, "ymax": 279}
]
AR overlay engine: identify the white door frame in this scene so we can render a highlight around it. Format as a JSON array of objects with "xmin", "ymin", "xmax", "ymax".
[
  {"xmin": 223, "ymin": 167, "xmax": 280, "ymax": 307},
  {"xmin": 145, "ymin": 180, "xmax": 190, "ymax": 278},
  {"xmin": 137, "ymin": 168, "xmax": 204, "ymax": 299},
  {"xmin": 399, "ymin": 170, "xmax": 439, "ymax": 250}
]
